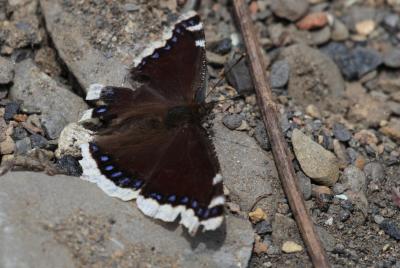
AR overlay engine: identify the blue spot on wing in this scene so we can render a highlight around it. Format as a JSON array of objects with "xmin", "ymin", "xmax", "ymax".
[
  {"xmin": 104, "ymin": 165, "xmax": 114, "ymax": 171},
  {"xmin": 168, "ymin": 195, "xmax": 176, "ymax": 202}
]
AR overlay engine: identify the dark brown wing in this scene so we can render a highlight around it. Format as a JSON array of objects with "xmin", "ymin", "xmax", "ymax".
[{"xmin": 131, "ymin": 12, "xmax": 207, "ymax": 104}]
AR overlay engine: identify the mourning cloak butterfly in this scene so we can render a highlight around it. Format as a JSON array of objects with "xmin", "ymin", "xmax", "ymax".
[{"xmin": 78, "ymin": 11, "xmax": 224, "ymax": 234}]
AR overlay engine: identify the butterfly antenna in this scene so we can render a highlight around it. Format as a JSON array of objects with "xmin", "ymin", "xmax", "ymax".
[{"xmin": 205, "ymin": 52, "xmax": 246, "ymax": 100}]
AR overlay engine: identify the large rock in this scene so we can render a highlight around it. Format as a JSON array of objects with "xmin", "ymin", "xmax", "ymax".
[
  {"xmin": 292, "ymin": 129, "xmax": 339, "ymax": 186},
  {"xmin": 212, "ymin": 115, "xmax": 278, "ymax": 211},
  {"xmin": 40, "ymin": 0, "xmax": 174, "ymax": 91},
  {"xmin": 9, "ymin": 59, "xmax": 88, "ymax": 139},
  {"xmin": 280, "ymin": 44, "xmax": 345, "ymax": 113},
  {"xmin": 0, "ymin": 172, "xmax": 254, "ymax": 268}
]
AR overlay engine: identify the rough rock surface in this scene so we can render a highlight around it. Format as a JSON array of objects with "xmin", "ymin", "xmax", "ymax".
[
  {"xmin": 212, "ymin": 115, "xmax": 278, "ymax": 211},
  {"xmin": 9, "ymin": 59, "xmax": 88, "ymax": 139},
  {"xmin": 0, "ymin": 172, "xmax": 254, "ymax": 268},
  {"xmin": 40, "ymin": 0, "xmax": 172, "ymax": 91},
  {"xmin": 281, "ymin": 44, "xmax": 345, "ymax": 112},
  {"xmin": 0, "ymin": 56, "xmax": 14, "ymax": 84},
  {"xmin": 292, "ymin": 129, "xmax": 339, "ymax": 186}
]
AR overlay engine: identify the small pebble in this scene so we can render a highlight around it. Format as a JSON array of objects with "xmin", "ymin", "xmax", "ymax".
[
  {"xmin": 254, "ymin": 221, "xmax": 273, "ymax": 235},
  {"xmin": 305, "ymin": 104, "xmax": 321, "ymax": 118},
  {"xmin": 331, "ymin": 19, "xmax": 349, "ymax": 41},
  {"xmin": 374, "ymin": 215, "xmax": 385, "ymax": 225},
  {"xmin": 30, "ymin": 134, "xmax": 49, "ymax": 149},
  {"xmin": 355, "ymin": 20, "xmax": 375, "ymax": 35},
  {"xmin": 270, "ymin": 0, "xmax": 309, "ymax": 22},
  {"xmin": 56, "ymin": 155, "xmax": 82, "ymax": 177},
  {"xmin": 281, "ymin": 241, "xmax": 303, "ymax": 253},
  {"xmin": 249, "ymin": 208, "xmax": 267, "ymax": 224},
  {"xmin": 4, "ymin": 102, "xmax": 20, "ymax": 121},
  {"xmin": 225, "ymin": 59, "xmax": 254, "ymax": 95},
  {"xmin": 15, "ymin": 137, "xmax": 32, "ymax": 154},
  {"xmin": 333, "ymin": 123, "xmax": 352, "ymax": 142},
  {"xmin": 339, "ymin": 209, "xmax": 351, "ymax": 222},
  {"xmin": 0, "ymin": 136, "xmax": 15, "ymax": 155},
  {"xmin": 208, "ymin": 38, "xmax": 232, "ymax": 55},
  {"xmin": 12, "ymin": 126, "xmax": 28, "ymax": 141},
  {"xmin": 383, "ymin": 48, "xmax": 400, "ymax": 68},
  {"xmin": 297, "ymin": 171, "xmax": 312, "ymax": 200},
  {"xmin": 270, "ymin": 59, "xmax": 290, "ymax": 88},
  {"xmin": 363, "ymin": 162, "xmax": 385, "ymax": 181},
  {"xmin": 380, "ymin": 220, "xmax": 400, "ymax": 240},
  {"xmin": 222, "ymin": 114, "xmax": 244, "ymax": 130},
  {"xmin": 383, "ymin": 13, "xmax": 399, "ymax": 30},
  {"xmin": 296, "ymin": 12, "xmax": 328, "ymax": 30},
  {"xmin": 253, "ymin": 238, "xmax": 269, "ymax": 255}
]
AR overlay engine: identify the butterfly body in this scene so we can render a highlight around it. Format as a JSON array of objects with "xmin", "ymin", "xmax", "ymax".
[{"xmin": 79, "ymin": 11, "xmax": 224, "ymax": 235}]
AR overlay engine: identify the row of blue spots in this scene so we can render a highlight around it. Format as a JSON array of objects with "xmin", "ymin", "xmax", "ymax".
[
  {"xmin": 93, "ymin": 148, "xmax": 144, "ymax": 190},
  {"xmin": 146, "ymin": 192, "xmax": 222, "ymax": 219}
]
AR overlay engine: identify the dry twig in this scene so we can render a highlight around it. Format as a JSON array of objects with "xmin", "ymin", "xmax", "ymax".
[{"xmin": 232, "ymin": 1, "xmax": 331, "ymax": 267}]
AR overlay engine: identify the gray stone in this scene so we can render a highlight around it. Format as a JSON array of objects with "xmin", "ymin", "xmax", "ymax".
[
  {"xmin": 316, "ymin": 226, "xmax": 336, "ymax": 252},
  {"xmin": 281, "ymin": 44, "xmax": 345, "ymax": 112},
  {"xmin": 222, "ymin": 114, "xmax": 244, "ymax": 130},
  {"xmin": 0, "ymin": 56, "xmax": 14, "ymax": 84},
  {"xmin": 363, "ymin": 162, "xmax": 385, "ymax": 181},
  {"xmin": 254, "ymin": 121, "xmax": 271, "ymax": 151},
  {"xmin": 56, "ymin": 155, "xmax": 82, "ymax": 177},
  {"xmin": 333, "ymin": 123, "xmax": 352, "ymax": 142},
  {"xmin": 388, "ymin": 101, "xmax": 400, "ymax": 116},
  {"xmin": 322, "ymin": 43, "xmax": 382, "ymax": 80},
  {"xmin": 30, "ymin": 134, "xmax": 48, "ymax": 149},
  {"xmin": 341, "ymin": 165, "xmax": 367, "ymax": 193},
  {"xmin": 15, "ymin": 137, "xmax": 32, "ymax": 154},
  {"xmin": 270, "ymin": 0, "xmax": 309, "ymax": 22},
  {"xmin": 254, "ymin": 221, "xmax": 273, "ymax": 236},
  {"xmin": 4, "ymin": 102, "xmax": 20, "ymax": 121},
  {"xmin": 9, "ymin": 59, "xmax": 88, "ymax": 139},
  {"xmin": 383, "ymin": 48, "xmax": 400, "ymax": 68},
  {"xmin": 383, "ymin": 13, "xmax": 399, "ymax": 30},
  {"xmin": 292, "ymin": 129, "xmax": 339, "ymax": 186},
  {"xmin": 296, "ymin": 171, "xmax": 312, "ymax": 200},
  {"xmin": 374, "ymin": 214, "xmax": 385, "ymax": 225},
  {"xmin": 380, "ymin": 220, "xmax": 400, "ymax": 240},
  {"xmin": 310, "ymin": 26, "xmax": 331, "ymax": 46},
  {"xmin": 333, "ymin": 183, "xmax": 347, "ymax": 195},
  {"xmin": 0, "ymin": 172, "xmax": 254, "ymax": 268},
  {"xmin": 208, "ymin": 38, "xmax": 232, "ymax": 55},
  {"xmin": 225, "ymin": 59, "xmax": 254, "ymax": 95},
  {"xmin": 331, "ymin": 19, "xmax": 349, "ymax": 41},
  {"xmin": 270, "ymin": 59, "xmax": 290, "ymax": 88},
  {"xmin": 212, "ymin": 115, "xmax": 277, "ymax": 211},
  {"xmin": 11, "ymin": 126, "xmax": 28, "ymax": 141}
]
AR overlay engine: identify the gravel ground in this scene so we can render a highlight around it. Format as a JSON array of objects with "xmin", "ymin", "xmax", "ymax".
[{"xmin": 0, "ymin": 0, "xmax": 400, "ymax": 267}]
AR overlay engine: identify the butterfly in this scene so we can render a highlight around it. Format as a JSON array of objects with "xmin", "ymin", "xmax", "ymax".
[{"xmin": 78, "ymin": 11, "xmax": 224, "ymax": 235}]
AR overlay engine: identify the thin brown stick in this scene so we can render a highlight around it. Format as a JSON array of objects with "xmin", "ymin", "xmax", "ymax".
[{"xmin": 232, "ymin": 1, "xmax": 331, "ymax": 267}]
